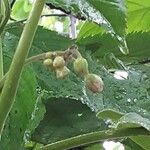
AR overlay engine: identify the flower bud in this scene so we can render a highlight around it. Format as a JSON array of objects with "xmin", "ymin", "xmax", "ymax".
[
  {"xmin": 85, "ymin": 74, "xmax": 103, "ymax": 93},
  {"xmin": 53, "ymin": 56, "xmax": 65, "ymax": 69},
  {"xmin": 56, "ymin": 66, "xmax": 70, "ymax": 79},
  {"xmin": 73, "ymin": 57, "xmax": 88, "ymax": 76},
  {"xmin": 43, "ymin": 59, "xmax": 53, "ymax": 67}
]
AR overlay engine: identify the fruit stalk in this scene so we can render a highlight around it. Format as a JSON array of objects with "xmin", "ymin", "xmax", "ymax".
[
  {"xmin": 0, "ymin": 0, "xmax": 45, "ymax": 137},
  {"xmin": 0, "ymin": 45, "xmax": 80, "ymax": 91}
]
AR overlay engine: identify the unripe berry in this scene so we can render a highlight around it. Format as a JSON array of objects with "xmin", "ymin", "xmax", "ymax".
[
  {"xmin": 56, "ymin": 66, "xmax": 70, "ymax": 79},
  {"xmin": 73, "ymin": 57, "xmax": 88, "ymax": 76},
  {"xmin": 45, "ymin": 52, "xmax": 52, "ymax": 58},
  {"xmin": 43, "ymin": 59, "xmax": 53, "ymax": 67},
  {"xmin": 53, "ymin": 56, "xmax": 65, "ymax": 69},
  {"xmin": 85, "ymin": 74, "xmax": 103, "ymax": 93}
]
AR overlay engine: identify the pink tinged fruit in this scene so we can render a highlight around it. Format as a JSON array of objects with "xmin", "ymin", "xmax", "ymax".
[{"xmin": 85, "ymin": 74, "xmax": 104, "ymax": 93}]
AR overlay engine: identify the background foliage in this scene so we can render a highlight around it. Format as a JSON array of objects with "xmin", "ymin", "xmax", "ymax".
[{"xmin": 0, "ymin": 0, "xmax": 150, "ymax": 149}]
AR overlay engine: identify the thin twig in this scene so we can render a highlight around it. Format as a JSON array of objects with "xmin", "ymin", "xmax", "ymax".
[
  {"xmin": 46, "ymin": 3, "xmax": 85, "ymax": 21},
  {"xmin": 10, "ymin": 14, "xmax": 68, "ymax": 22}
]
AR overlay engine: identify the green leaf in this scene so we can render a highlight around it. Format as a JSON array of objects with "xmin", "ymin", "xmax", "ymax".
[
  {"xmin": 3, "ymin": 22, "xmax": 150, "ymax": 147},
  {"xmin": 27, "ymin": 91, "xmax": 46, "ymax": 136},
  {"xmin": 123, "ymin": 138, "xmax": 145, "ymax": 150},
  {"xmin": 78, "ymin": 32, "xmax": 150, "ymax": 64},
  {"xmin": 131, "ymin": 136, "xmax": 150, "ymax": 150},
  {"xmin": 103, "ymin": 53, "xmax": 127, "ymax": 70},
  {"xmin": 0, "ymin": 67, "xmax": 37, "ymax": 149},
  {"xmin": 11, "ymin": 0, "xmax": 32, "ymax": 21},
  {"xmin": 97, "ymin": 109, "xmax": 123, "ymax": 122},
  {"xmin": 0, "ymin": 25, "xmax": 46, "ymax": 148},
  {"xmin": 34, "ymin": 52, "xmax": 150, "ymax": 132},
  {"xmin": 97, "ymin": 110, "xmax": 150, "ymax": 132},
  {"xmin": 4, "ymin": 23, "xmax": 74, "ymax": 54},
  {"xmin": 77, "ymin": 21, "xmax": 105, "ymax": 41},
  {"xmin": 127, "ymin": 0, "xmax": 150, "ymax": 32},
  {"xmin": 31, "ymin": 98, "xmax": 107, "ymax": 144},
  {"xmin": 4, "ymin": 23, "xmax": 81, "ymax": 99},
  {"xmin": 97, "ymin": 64, "xmax": 150, "ymax": 133},
  {"xmin": 86, "ymin": 0, "xmax": 126, "ymax": 37},
  {"xmin": 97, "ymin": 111, "xmax": 150, "ymax": 149},
  {"xmin": 116, "ymin": 113, "xmax": 150, "ymax": 131}
]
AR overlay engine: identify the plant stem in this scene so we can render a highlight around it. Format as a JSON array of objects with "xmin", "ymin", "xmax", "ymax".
[
  {"xmin": 0, "ymin": 76, "xmax": 5, "ymax": 92},
  {"xmin": 0, "ymin": 0, "xmax": 45, "ymax": 137},
  {"xmin": 0, "ymin": 37, "xmax": 3, "ymax": 79},
  {"xmin": 38, "ymin": 128, "xmax": 150, "ymax": 150},
  {"xmin": 69, "ymin": 15, "xmax": 77, "ymax": 39}
]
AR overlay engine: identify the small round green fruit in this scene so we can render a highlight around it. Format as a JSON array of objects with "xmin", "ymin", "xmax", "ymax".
[
  {"xmin": 53, "ymin": 56, "xmax": 65, "ymax": 69},
  {"xmin": 43, "ymin": 59, "xmax": 53, "ymax": 67},
  {"xmin": 73, "ymin": 57, "xmax": 88, "ymax": 76},
  {"xmin": 85, "ymin": 73, "xmax": 103, "ymax": 93},
  {"xmin": 45, "ymin": 52, "xmax": 52, "ymax": 58},
  {"xmin": 56, "ymin": 66, "xmax": 70, "ymax": 79}
]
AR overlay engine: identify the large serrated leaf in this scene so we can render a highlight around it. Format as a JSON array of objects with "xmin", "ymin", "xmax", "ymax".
[
  {"xmin": 4, "ymin": 23, "xmax": 150, "ymax": 125},
  {"xmin": 4, "ymin": 23, "xmax": 74, "ymax": 54},
  {"xmin": 78, "ymin": 32, "xmax": 150, "ymax": 64},
  {"xmin": 3, "ymin": 22, "xmax": 150, "ymax": 148},
  {"xmin": 31, "ymin": 98, "xmax": 107, "ymax": 144},
  {"xmin": 33, "ymin": 52, "xmax": 150, "ymax": 133},
  {"xmin": 77, "ymin": 21, "xmax": 105, "ymax": 41},
  {"xmin": 127, "ymin": 0, "xmax": 150, "ymax": 32}
]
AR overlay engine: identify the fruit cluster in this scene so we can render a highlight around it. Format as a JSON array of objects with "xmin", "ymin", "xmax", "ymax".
[
  {"xmin": 43, "ymin": 53, "xmax": 70, "ymax": 79},
  {"xmin": 42, "ymin": 47, "xmax": 103, "ymax": 93}
]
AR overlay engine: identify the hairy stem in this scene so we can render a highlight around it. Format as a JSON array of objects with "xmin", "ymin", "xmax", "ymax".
[
  {"xmin": 0, "ymin": 37, "xmax": 3, "ymax": 79},
  {"xmin": 0, "ymin": 0, "xmax": 45, "ymax": 137},
  {"xmin": 38, "ymin": 128, "xmax": 150, "ymax": 150}
]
